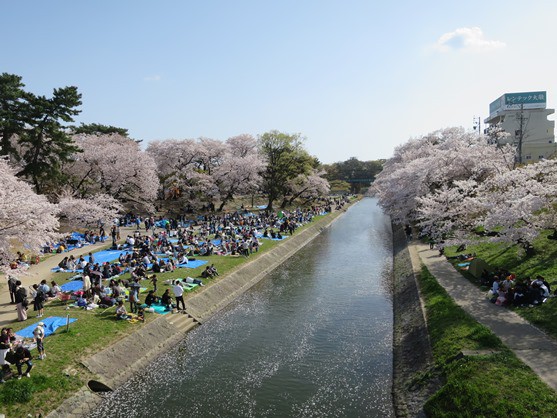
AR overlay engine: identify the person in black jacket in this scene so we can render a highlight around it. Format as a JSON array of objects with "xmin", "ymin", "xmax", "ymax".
[
  {"xmin": 7, "ymin": 276, "xmax": 17, "ymax": 304},
  {"xmin": 14, "ymin": 281, "xmax": 28, "ymax": 322},
  {"xmin": 14, "ymin": 346, "xmax": 33, "ymax": 378}
]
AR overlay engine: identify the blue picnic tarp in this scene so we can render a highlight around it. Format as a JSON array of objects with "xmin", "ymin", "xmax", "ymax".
[
  {"xmin": 91, "ymin": 249, "xmax": 128, "ymax": 264},
  {"xmin": 140, "ymin": 303, "xmax": 171, "ymax": 315},
  {"xmin": 178, "ymin": 260, "xmax": 208, "ymax": 269},
  {"xmin": 60, "ymin": 280, "xmax": 83, "ymax": 292},
  {"xmin": 16, "ymin": 316, "xmax": 78, "ymax": 339}
]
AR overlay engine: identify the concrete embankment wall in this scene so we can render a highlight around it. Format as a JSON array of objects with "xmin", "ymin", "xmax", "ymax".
[
  {"xmin": 391, "ymin": 225, "xmax": 438, "ymax": 417},
  {"xmin": 48, "ymin": 208, "xmax": 347, "ymax": 417}
]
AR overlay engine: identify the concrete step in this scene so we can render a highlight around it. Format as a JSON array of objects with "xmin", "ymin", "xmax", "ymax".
[{"xmin": 165, "ymin": 313, "xmax": 197, "ymax": 333}]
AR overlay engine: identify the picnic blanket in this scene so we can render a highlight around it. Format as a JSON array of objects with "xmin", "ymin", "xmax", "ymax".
[
  {"xmin": 51, "ymin": 267, "xmax": 84, "ymax": 273},
  {"xmin": 15, "ymin": 316, "xmax": 78, "ymax": 339},
  {"xmin": 60, "ymin": 280, "xmax": 84, "ymax": 292},
  {"xmin": 256, "ymin": 233, "xmax": 288, "ymax": 240},
  {"xmin": 90, "ymin": 249, "xmax": 128, "ymax": 264},
  {"xmin": 177, "ymin": 260, "xmax": 207, "ymax": 269},
  {"xmin": 140, "ymin": 302, "xmax": 171, "ymax": 315}
]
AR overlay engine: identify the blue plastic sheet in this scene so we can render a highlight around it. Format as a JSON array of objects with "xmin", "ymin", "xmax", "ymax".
[
  {"xmin": 60, "ymin": 280, "xmax": 83, "ymax": 292},
  {"xmin": 16, "ymin": 316, "xmax": 78, "ymax": 339},
  {"xmin": 177, "ymin": 260, "xmax": 207, "ymax": 269}
]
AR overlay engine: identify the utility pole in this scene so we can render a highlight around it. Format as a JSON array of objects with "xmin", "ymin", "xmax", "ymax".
[
  {"xmin": 516, "ymin": 104, "xmax": 525, "ymax": 164},
  {"xmin": 473, "ymin": 116, "xmax": 481, "ymax": 136}
]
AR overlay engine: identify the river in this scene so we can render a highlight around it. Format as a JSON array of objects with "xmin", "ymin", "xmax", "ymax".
[{"xmin": 90, "ymin": 198, "xmax": 394, "ymax": 417}]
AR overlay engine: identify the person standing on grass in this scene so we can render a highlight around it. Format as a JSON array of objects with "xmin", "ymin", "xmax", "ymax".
[
  {"xmin": 32, "ymin": 284, "xmax": 45, "ymax": 318},
  {"xmin": 129, "ymin": 278, "xmax": 141, "ymax": 313},
  {"xmin": 34, "ymin": 322, "xmax": 46, "ymax": 360},
  {"xmin": 150, "ymin": 275, "xmax": 158, "ymax": 293},
  {"xmin": 172, "ymin": 280, "xmax": 186, "ymax": 311}
]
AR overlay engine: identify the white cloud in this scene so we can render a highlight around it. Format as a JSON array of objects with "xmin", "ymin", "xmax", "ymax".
[
  {"xmin": 435, "ymin": 27, "xmax": 506, "ymax": 53},
  {"xmin": 143, "ymin": 75, "xmax": 161, "ymax": 82}
]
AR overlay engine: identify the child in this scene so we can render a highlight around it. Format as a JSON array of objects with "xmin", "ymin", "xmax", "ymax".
[{"xmin": 34, "ymin": 322, "xmax": 46, "ymax": 360}]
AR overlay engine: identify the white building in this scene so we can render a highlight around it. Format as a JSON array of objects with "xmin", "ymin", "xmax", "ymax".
[{"xmin": 484, "ymin": 91, "xmax": 556, "ymax": 163}]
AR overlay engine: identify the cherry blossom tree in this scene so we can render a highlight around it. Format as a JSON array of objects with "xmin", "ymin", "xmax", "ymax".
[
  {"xmin": 57, "ymin": 192, "xmax": 123, "ymax": 227},
  {"xmin": 148, "ymin": 135, "xmax": 266, "ymax": 210},
  {"xmin": 0, "ymin": 158, "xmax": 59, "ymax": 269},
  {"xmin": 375, "ymin": 127, "xmax": 515, "ymax": 225},
  {"xmin": 65, "ymin": 134, "xmax": 159, "ymax": 210},
  {"xmin": 146, "ymin": 138, "xmax": 207, "ymax": 202},
  {"xmin": 473, "ymin": 159, "xmax": 557, "ymax": 250},
  {"xmin": 379, "ymin": 126, "xmax": 557, "ymax": 254},
  {"xmin": 212, "ymin": 135, "xmax": 264, "ymax": 211}
]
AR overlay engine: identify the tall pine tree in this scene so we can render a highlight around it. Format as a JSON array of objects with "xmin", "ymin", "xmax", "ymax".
[{"xmin": 17, "ymin": 86, "xmax": 82, "ymax": 193}]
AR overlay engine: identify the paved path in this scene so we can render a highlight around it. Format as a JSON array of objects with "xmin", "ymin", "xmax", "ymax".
[
  {"xmin": 0, "ymin": 227, "xmax": 139, "ymax": 328},
  {"xmin": 409, "ymin": 243, "xmax": 557, "ymax": 392}
]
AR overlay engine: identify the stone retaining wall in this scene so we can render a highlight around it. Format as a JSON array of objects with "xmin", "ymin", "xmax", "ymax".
[{"xmin": 391, "ymin": 225, "xmax": 438, "ymax": 417}]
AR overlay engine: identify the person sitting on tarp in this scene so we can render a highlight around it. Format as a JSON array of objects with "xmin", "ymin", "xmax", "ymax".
[
  {"xmin": 77, "ymin": 295, "xmax": 88, "ymax": 308},
  {"xmin": 58, "ymin": 257, "xmax": 69, "ymax": 270},
  {"xmin": 49, "ymin": 281, "xmax": 62, "ymax": 298},
  {"xmin": 161, "ymin": 289, "xmax": 173, "ymax": 311},
  {"xmin": 144, "ymin": 290, "xmax": 159, "ymax": 307}
]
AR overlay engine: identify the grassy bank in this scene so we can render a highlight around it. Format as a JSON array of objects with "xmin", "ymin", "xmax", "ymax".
[
  {"xmin": 0, "ymin": 213, "xmax": 329, "ymax": 417},
  {"xmin": 417, "ymin": 265, "xmax": 557, "ymax": 417},
  {"xmin": 443, "ymin": 230, "xmax": 557, "ymax": 340}
]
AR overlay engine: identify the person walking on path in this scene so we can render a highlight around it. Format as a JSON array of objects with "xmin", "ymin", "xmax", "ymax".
[
  {"xmin": 14, "ymin": 281, "xmax": 28, "ymax": 322},
  {"xmin": 7, "ymin": 275, "xmax": 17, "ymax": 304},
  {"xmin": 172, "ymin": 280, "xmax": 186, "ymax": 311}
]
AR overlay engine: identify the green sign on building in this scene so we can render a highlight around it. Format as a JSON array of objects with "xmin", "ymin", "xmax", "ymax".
[
  {"xmin": 504, "ymin": 91, "xmax": 546, "ymax": 106},
  {"xmin": 489, "ymin": 91, "xmax": 547, "ymax": 116}
]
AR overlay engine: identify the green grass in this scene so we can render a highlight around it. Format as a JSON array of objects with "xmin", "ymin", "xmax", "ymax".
[
  {"xmin": 443, "ymin": 230, "xmax": 557, "ymax": 339},
  {"xmin": 418, "ymin": 265, "xmax": 557, "ymax": 417},
  {"xmin": 0, "ymin": 212, "xmax": 332, "ymax": 417}
]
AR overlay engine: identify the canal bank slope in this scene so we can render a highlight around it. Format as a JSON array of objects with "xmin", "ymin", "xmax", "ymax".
[
  {"xmin": 48, "ymin": 206, "xmax": 349, "ymax": 417},
  {"xmin": 391, "ymin": 225, "xmax": 440, "ymax": 417}
]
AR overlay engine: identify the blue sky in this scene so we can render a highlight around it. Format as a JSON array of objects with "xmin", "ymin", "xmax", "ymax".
[{"xmin": 2, "ymin": 1, "xmax": 556, "ymax": 163}]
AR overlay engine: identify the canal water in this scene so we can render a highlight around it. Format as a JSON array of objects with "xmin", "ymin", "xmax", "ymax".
[{"xmin": 90, "ymin": 198, "xmax": 394, "ymax": 417}]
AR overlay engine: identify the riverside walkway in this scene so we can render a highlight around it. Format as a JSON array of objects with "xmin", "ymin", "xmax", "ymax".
[
  {"xmin": 0, "ymin": 240, "xmax": 108, "ymax": 328},
  {"xmin": 0, "ymin": 228, "xmax": 139, "ymax": 327},
  {"xmin": 409, "ymin": 242, "xmax": 557, "ymax": 392}
]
